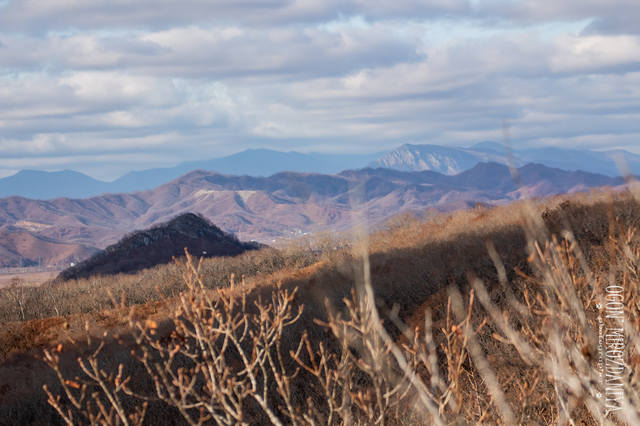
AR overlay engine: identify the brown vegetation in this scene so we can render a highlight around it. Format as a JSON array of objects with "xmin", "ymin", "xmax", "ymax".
[
  {"xmin": 0, "ymin": 242, "xmax": 327, "ymax": 324},
  {"xmin": 1, "ymin": 187, "xmax": 640, "ymax": 424}
]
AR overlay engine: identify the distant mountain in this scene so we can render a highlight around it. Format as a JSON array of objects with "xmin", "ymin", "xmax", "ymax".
[
  {"xmin": 57, "ymin": 213, "xmax": 262, "ymax": 280},
  {"xmin": 517, "ymin": 147, "xmax": 640, "ymax": 177},
  {"xmin": 371, "ymin": 144, "xmax": 479, "ymax": 174},
  {"xmin": 370, "ymin": 143, "xmax": 512, "ymax": 175},
  {"xmin": 3, "ymin": 145, "xmax": 638, "ymax": 201},
  {"xmin": 109, "ymin": 149, "xmax": 381, "ymax": 193},
  {"xmin": 0, "ymin": 162, "xmax": 627, "ymax": 267},
  {"xmin": 467, "ymin": 141, "xmax": 509, "ymax": 154},
  {"xmin": 0, "ymin": 149, "xmax": 381, "ymax": 199},
  {"xmin": 0, "ymin": 225, "xmax": 97, "ymax": 268},
  {"xmin": 375, "ymin": 142, "xmax": 640, "ymax": 177},
  {"xmin": 0, "ymin": 170, "xmax": 111, "ymax": 199}
]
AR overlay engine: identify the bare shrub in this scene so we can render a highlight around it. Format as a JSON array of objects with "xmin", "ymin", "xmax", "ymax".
[
  {"xmin": 35, "ymin": 192, "xmax": 640, "ymax": 424},
  {"xmin": 42, "ymin": 250, "xmax": 494, "ymax": 425},
  {"xmin": 0, "ymin": 244, "xmax": 326, "ymax": 323},
  {"xmin": 3, "ymin": 277, "xmax": 27, "ymax": 321}
]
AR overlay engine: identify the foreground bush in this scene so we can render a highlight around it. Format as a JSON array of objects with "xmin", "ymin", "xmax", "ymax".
[{"xmin": 40, "ymin": 195, "xmax": 640, "ymax": 424}]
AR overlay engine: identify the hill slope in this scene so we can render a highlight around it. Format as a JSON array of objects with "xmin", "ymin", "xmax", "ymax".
[
  {"xmin": 0, "ymin": 226, "xmax": 97, "ymax": 268},
  {"xmin": 2, "ymin": 192, "xmax": 640, "ymax": 424},
  {"xmin": 58, "ymin": 213, "xmax": 262, "ymax": 280}
]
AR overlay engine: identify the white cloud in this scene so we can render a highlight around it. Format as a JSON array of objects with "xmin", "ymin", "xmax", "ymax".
[
  {"xmin": 0, "ymin": 0, "xmax": 475, "ymax": 31},
  {"xmin": 549, "ymin": 35, "xmax": 640, "ymax": 73},
  {"xmin": 0, "ymin": 0, "xmax": 639, "ymax": 177},
  {"xmin": 0, "ymin": 24, "xmax": 421, "ymax": 82}
]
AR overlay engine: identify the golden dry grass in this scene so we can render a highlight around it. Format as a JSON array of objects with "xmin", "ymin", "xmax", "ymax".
[
  {"xmin": 0, "ymin": 242, "xmax": 334, "ymax": 323},
  {"xmin": 1, "ymin": 187, "xmax": 640, "ymax": 424}
]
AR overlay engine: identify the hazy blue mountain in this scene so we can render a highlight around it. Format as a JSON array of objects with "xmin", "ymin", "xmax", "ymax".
[
  {"xmin": 467, "ymin": 141, "xmax": 512, "ymax": 155},
  {"xmin": 517, "ymin": 147, "xmax": 640, "ymax": 177},
  {"xmin": 0, "ymin": 170, "xmax": 111, "ymax": 199},
  {"xmin": 375, "ymin": 142, "xmax": 640, "ymax": 177},
  {"xmin": 370, "ymin": 144, "xmax": 478, "ymax": 174},
  {"xmin": 468, "ymin": 141, "xmax": 502, "ymax": 150},
  {"xmin": 111, "ymin": 149, "xmax": 382, "ymax": 193},
  {"xmin": 4, "ymin": 144, "xmax": 639, "ymax": 200},
  {"xmin": 187, "ymin": 149, "xmax": 381, "ymax": 176},
  {"xmin": 467, "ymin": 143, "xmax": 640, "ymax": 176},
  {"xmin": 109, "ymin": 166, "xmax": 191, "ymax": 194},
  {"xmin": 1, "ymin": 149, "xmax": 382, "ymax": 199},
  {"xmin": 370, "ymin": 143, "xmax": 512, "ymax": 174}
]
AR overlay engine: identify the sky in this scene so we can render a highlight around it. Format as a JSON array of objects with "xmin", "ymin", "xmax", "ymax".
[{"xmin": 0, "ymin": 0, "xmax": 639, "ymax": 180}]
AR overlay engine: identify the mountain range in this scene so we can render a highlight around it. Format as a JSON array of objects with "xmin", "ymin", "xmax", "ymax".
[
  {"xmin": 1, "ymin": 143, "xmax": 639, "ymax": 200},
  {"xmin": 371, "ymin": 142, "xmax": 640, "ymax": 176},
  {"xmin": 0, "ymin": 162, "xmax": 629, "ymax": 268},
  {"xmin": 0, "ymin": 150, "xmax": 380, "ymax": 199}
]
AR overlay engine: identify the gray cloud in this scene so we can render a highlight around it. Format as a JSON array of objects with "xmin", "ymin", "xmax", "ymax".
[
  {"xmin": 583, "ymin": 14, "xmax": 640, "ymax": 35},
  {"xmin": 2, "ymin": 0, "xmax": 638, "ymax": 33},
  {"xmin": 0, "ymin": 0, "xmax": 639, "ymax": 179},
  {"xmin": 0, "ymin": 24, "xmax": 422, "ymax": 79},
  {"xmin": 0, "ymin": 0, "xmax": 474, "ymax": 32}
]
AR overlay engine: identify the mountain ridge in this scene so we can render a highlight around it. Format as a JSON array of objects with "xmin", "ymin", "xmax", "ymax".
[
  {"xmin": 0, "ymin": 162, "xmax": 629, "ymax": 267},
  {"xmin": 373, "ymin": 143, "xmax": 640, "ymax": 177},
  {"xmin": 3, "ymin": 144, "xmax": 639, "ymax": 200},
  {"xmin": 0, "ymin": 149, "xmax": 381, "ymax": 199}
]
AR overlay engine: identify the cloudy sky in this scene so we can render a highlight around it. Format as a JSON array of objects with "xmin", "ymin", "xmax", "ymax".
[{"xmin": 1, "ymin": 0, "xmax": 639, "ymax": 180}]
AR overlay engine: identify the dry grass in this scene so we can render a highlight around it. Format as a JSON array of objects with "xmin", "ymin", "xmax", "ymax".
[
  {"xmin": 1, "ymin": 187, "xmax": 640, "ymax": 424},
  {"xmin": 0, "ymin": 242, "xmax": 333, "ymax": 323}
]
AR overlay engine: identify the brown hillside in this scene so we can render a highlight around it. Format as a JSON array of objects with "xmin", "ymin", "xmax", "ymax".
[
  {"xmin": 1, "ymin": 189, "xmax": 639, "ymax": 424},
  {"xmin": 0, "ymin": 226, "xmax": 97, "ymax": 268}
]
